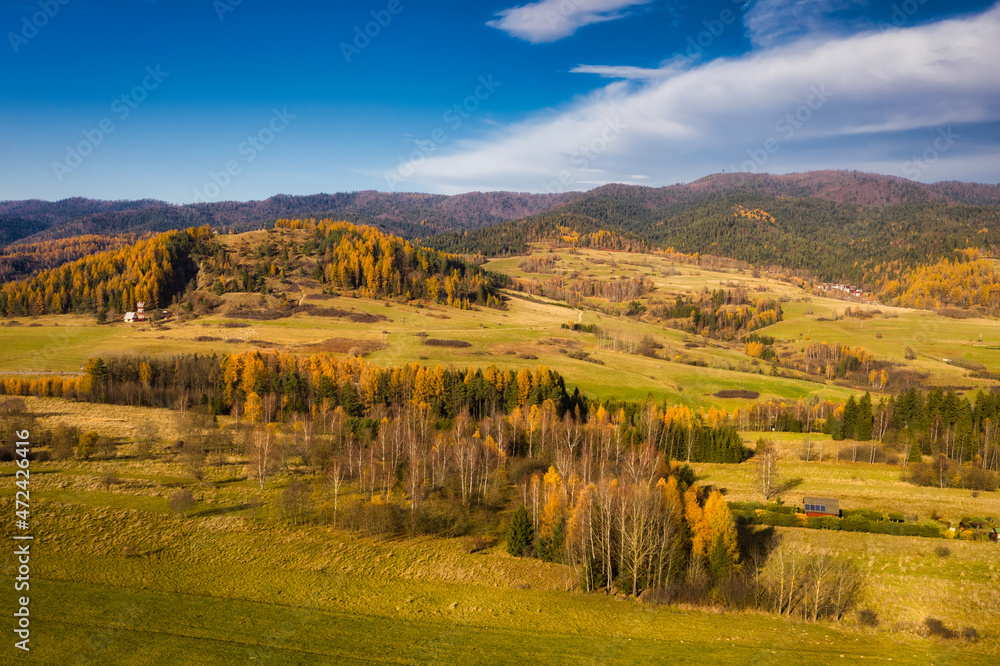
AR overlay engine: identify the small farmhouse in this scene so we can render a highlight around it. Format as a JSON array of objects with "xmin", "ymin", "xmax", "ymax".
[
  {"xmin": 803, "ymin": 497, "xmax": 840, "ymax": 517},
  {"xmin": 124, "ymin": 312, "xmax": 138, "ymax": 323}
]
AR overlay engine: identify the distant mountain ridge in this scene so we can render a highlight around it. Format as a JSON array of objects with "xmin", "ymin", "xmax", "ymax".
[
  {"xmin": 578, "ymin": 171, "xmax": 1000, "ymax": 209},
  {"xmin": 0, "ymin": 191, "xmax": 581, "ymax": 247},
  {"xmin": 3, "ymin": 171, "xmax": 998, "ymax": 249}
]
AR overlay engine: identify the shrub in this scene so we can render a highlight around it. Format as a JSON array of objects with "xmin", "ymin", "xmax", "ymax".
[
  {"xmin": 841, "ymin": 515, "xmax": 872, "ymax": 533},
  {"xmin": 868, "ymin": 521, "xmax": 941, "ymax": 538},
  {"xmin": 168, "ymin": 489, "xmax": 196, "ymax": 517},
  {"xmin": 343, "ymin": 499, "xmax": 402, "ymax": 538},
  {"xmin": 423, "ymin": 338, "xmax": 472, "ymax": 348},
  {"xmin": 412, "ymin": 503, "xmax": 474, "ymax": 538},
  {"xmin": 760, "ymin": 511, "xmax": 799, "ymax": 527},
  {"xmin": 50, "ymin": 424, "xmax": 80, "ymax": 460},
  {"xmin": 99, "ymin": 469, "xmax": 120, "ymax": 491},
  {"xmin": 857, "ymin": 608, "xmax": 879, "ymax": 627},
  {"xmin": 842, "ymin": 508, "xmax": 883, "ymax": 522},
  {"xmin": 712, "ymin": 389, "xmax": 760, "ymax": 399},
  {"xmin": 960, "ymin": 516, "xmax": 987, "ymax": 529},
  {"xmin": 908, "ymin": 461, "xmax": 999, "ymax": 491},
  {"xmin": 806, "ymin": 516, "xmax": 840, "ymax": 530}
]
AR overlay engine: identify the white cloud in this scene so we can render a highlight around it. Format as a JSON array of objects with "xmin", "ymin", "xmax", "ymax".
[
  {"xmin": 488, "ymin": 0, "xmax": 655, "ymax": 43},
  {"xmin": 391, "ymin": 4, "xmax": 1000, "ymax": 193}
]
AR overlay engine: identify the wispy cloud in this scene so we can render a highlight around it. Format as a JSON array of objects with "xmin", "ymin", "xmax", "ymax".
[
  {"xmin": 744, "ymin": 0, "xmax": 869, "ymax": 48},
  {"xmin": 488, "ymin": 0, "xmax": 655, "ymax": 43},
  {"xmin": 396, "ymin": 4, "xmax": 1000, "ymax": 192},
  {"xmin": 570, "ymin": 64, "xmax": 680, "ymax": 80}
]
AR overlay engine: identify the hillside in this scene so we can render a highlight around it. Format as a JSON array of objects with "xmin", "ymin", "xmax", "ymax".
[
  {"xmin": 0, "ymin": 228, "xmax": 208, "ymax": 317},
  {"xmin": 0, "ymin": 220, "xmax": 512, "ymax": 318},
  {"xmin": 425, "ymin": 188, "xmax": 1000, "ymax": 284},
  {"xmin": 0, "ymin": 233, "xmax": 137, "ymax": 283}
]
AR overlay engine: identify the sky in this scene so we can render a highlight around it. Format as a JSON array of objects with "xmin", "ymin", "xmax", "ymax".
[{"xmin": 1, "ymin": 0, "xmax": 998, "ymax": 203}]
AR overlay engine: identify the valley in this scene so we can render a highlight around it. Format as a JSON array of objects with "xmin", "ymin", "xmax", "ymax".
[{"xmin": 2, "ymin": 205, "xmax": 1000, "ymax": 663}]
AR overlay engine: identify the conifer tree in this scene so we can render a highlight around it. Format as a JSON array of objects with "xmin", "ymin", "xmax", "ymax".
[{"xmin": 506, "ymin": 505, "xmax": 534, "ymax": 557}]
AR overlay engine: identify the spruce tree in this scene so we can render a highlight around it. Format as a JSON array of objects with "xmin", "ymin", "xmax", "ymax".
[
  {"xmin": 857, "ymin": 393, "xmax": 874, "ymax": 441},
  {"xmin": 506, "ymin": 505, "xmax": 533, "ymax": 557}
]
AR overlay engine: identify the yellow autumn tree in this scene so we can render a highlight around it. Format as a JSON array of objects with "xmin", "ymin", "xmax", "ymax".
[
  {"xmin": 704, "ymin": 490, "xmax": 740, "ymax": 581},
  {"xmin": 684, "ymin": 485, "xmax": 710, "ymax": 559},
  {"xmin": 244, "ymin": 392, "xmax": 264, "ymax": 424},
  {"xmin": 537, "ymin": 466, "xmax": 565, "ymax": 562}
]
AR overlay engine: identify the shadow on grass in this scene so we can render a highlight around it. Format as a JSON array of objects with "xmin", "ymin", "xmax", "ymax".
[
  {"xmin": 773, "ymin": 477, "xmax": 804, "ymax": 496},
  {"xmin": 736, "ymin": 524, "xmax": 779, "ymax": 567},
  {"xmin": 192, "ymin": 502, "xmax": 253, "ymax": 518},
  {"xmin": 214, "ymin": 476, "xmax": 249, "ymax": 486}
]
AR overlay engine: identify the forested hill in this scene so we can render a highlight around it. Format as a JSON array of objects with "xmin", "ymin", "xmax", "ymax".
[
  {"xmin": 424, "ymin": 187, "xmax": 1000, "ymax": 284},
  {"xmin": 682, "ymin": 171, "xmax": 1000, "ymax": 207},
  {"xmin": 0, "ymin": 198, "xmax": 165, "ymax": 246},
  {"xmin": 1, "ymin": 191, "xmax": 580, "ymax": 247},
  {"xmin": 0, "ymin": 221, "xmax": 510, "ymax": 317}
]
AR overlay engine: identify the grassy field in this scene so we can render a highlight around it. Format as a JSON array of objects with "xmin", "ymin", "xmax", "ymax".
[{"xmin": 0, "ymin": 486, "xmax": 995, "ymax": 664}]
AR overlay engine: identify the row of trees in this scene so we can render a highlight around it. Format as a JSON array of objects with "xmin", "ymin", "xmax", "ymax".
[
  {"xmin": 801, "ymin": 342, "xmax": 879, "ymax": 380},
  {"xmin": 512, "ymin": 274, "xmax": 654, "ymax": 305},
  {"xmin": 730, "ymin": 389, "xmax": 1000, "ymax": 473},
  {"xmin": 650, "ymin": 290, "xmax": 783, "ymax": 337},
  {"xmin": 9, "ymin": 347, "xmax": 998, "ymax": 472}
]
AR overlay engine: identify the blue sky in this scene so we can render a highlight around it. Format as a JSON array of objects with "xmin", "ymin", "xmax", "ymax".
[{"xmin": 1, "ymin": 0, "xmax": 998, "ymax": 202}]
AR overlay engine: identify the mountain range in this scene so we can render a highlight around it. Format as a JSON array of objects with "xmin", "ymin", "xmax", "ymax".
[{"xmin": 3, "ymin": 171, "xmax": 1000, "ymax": 284}]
